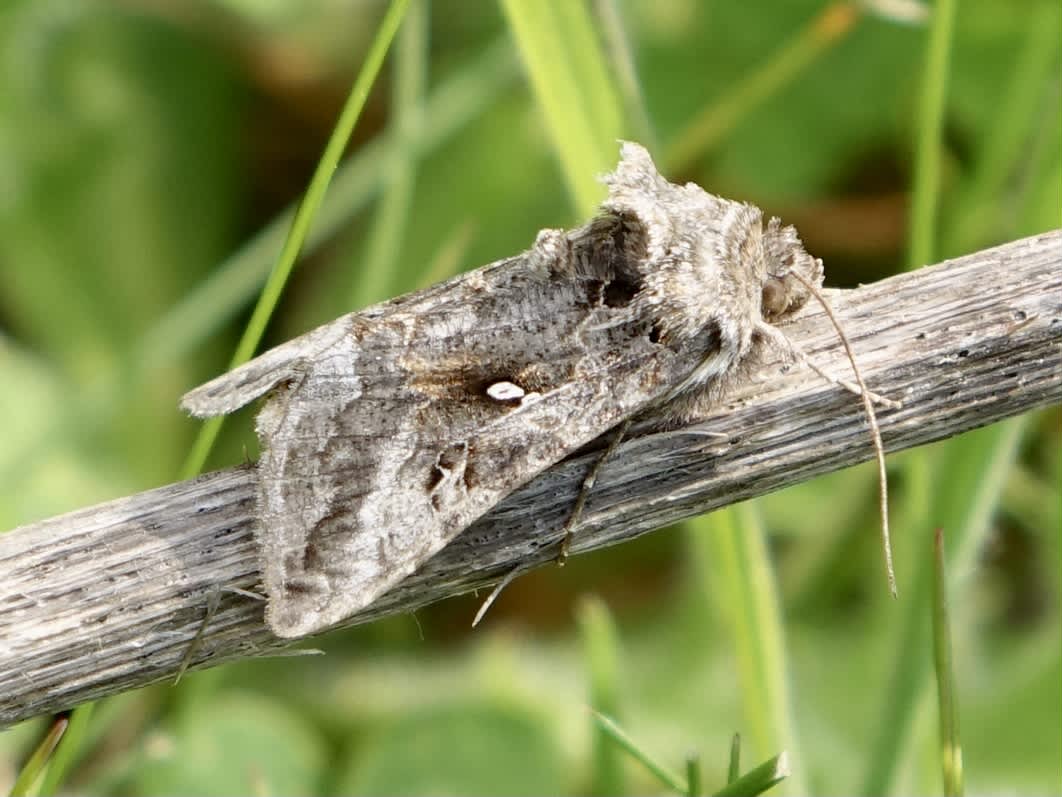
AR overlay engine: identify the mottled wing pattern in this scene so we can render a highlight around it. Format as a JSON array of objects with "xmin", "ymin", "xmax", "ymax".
[{"xmin": 186, "ymin": 224, "xmax": 720, "ymax": 636}]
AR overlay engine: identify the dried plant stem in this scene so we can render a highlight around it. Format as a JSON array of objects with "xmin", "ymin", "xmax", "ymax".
[{"xmin": 0, "ymin": 231, "xmax": 1059, "ymax": 726}]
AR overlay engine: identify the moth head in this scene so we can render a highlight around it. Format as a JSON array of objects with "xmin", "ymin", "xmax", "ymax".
[{"xmin": 759, "ymin": 217, "xmax": 824, "ymax": 322}]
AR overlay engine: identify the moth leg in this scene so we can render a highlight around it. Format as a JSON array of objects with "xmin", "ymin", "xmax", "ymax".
[
  {"xmin": 472, "ymin": 565, "xmax": 522, "ymax": 627},
  {"xmin": 556, "ymin": 418, "xmax": 632, "ymax": 565},
  {"xmin": 174, "ymin": 585, "xmax": 266, "ymax": 682},
  {"xmin": 174, "ymin": 588, "xmax": 222, "ymax": 685},
  {"xmin": 754, "ymin": 321, "xmax": 901, "ymax": 409}
]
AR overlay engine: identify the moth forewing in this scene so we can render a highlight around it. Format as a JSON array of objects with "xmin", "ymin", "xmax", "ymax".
[
  {"xmin": 181, "ymin": 142, "xmax": 822, "ymax": 638},
  {"xmin": 180, "ymin": 321, "xmax": 350, "ymax": 418}
]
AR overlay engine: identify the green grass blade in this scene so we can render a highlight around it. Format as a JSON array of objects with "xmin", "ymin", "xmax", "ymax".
[
  {"xmin": 595, "ymin": 0, "xmax": 657, "ymax": 150},
  {"xmin": 711, "ymin": 751, "xmax": 790, "ymax": 797},
  {"xmin": 860, "ymin": 421, "xmax": 1026, "ymax": 795},
  {"xmin": 1015, "ymin": 97, "xmax": 1062, "ymax": 237},
  {"xmin": 9, "ymin": 714, "xmax": 68, "ymax": 797},
  {"xmin": 728, "ymin": 733, "xmax": 741, "ymax": 784},
  {"xmin": 906, "ymin": 0, "xmax": 957, "ymax": 268},
  {"xmin": 686, "ymin": 504, "xmax": 807, "ymax": 797},
  {"xmin": 931, "ymin": 528, "xmax": 964, "ymax": 797},
  {"xmin": 348, "ymin": 0, "xmax": 427, "ymax": 310},
  {"xmin": 666, "ymin": 2, "xmax": 860, "ymax": 172},
  {"xmin": 577, "ymin": 596, "xmax": 627, "ymax": 796},
  {"xmin": 590, "ymin": 710, "xmax": 687, "ymax": 793},
  {"xmin": 36, "ymin": 703, "xmax": 94, "ymax": 796},
  {"xmin": 858, "ymin": 0, "xmax": 956, "ymax": 790},
  {"xmin": 686, "ymin": 753, "xmax": 702, "ymax": 797},
  {"xmin": 864, "ymin": 2, "xmax": 1017, "ymax": 793},
  {"xmin": 499, "ymin": 0, "xmax": 623, "ymax": 216},
  {"xmin": 942, "ymin": 1, "xmax": 1062, "ymax": 254},
  {"xmin": 179, "ymin": 0, "xmax": 411, "ymax": 479},
  {"xmin": 550, "ymin": 1, "xmax": 623, "ymax": 147}
]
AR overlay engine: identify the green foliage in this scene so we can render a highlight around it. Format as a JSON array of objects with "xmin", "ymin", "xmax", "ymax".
[
  {"xmin": 1, "ymin": 0, "xmax": 1058, "ymax": 795},
  {"xmin": 131, "ymin": 692, "xmax": 327, "ymax": 796},
  {"xmin": 335, "ymin": 702, "xmax": 565, "ymax": 795}
]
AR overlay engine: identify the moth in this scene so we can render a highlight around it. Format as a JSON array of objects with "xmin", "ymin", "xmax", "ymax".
[{"xmin": 182, "ymin": 142, "xmax": 824, "ymax": 638}]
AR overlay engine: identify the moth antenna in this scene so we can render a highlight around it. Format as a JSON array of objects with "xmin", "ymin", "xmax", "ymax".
[
  {"xmin": 473, "ymin": 566, "xmax": 521, "ymax": 628},
  {"xmin": 780, "ymin": 270, "xmax": 898, "ymax": 598}
]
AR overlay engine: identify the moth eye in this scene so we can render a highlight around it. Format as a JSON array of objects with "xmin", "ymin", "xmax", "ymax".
[{"xmin": 761, "ymin": 278, "xmax": 788, "ymax": 318}]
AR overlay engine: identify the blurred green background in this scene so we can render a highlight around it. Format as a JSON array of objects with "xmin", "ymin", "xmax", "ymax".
[{"xmin": 1, "ymin": 0, "xmax": 1059, "ymax": 795}]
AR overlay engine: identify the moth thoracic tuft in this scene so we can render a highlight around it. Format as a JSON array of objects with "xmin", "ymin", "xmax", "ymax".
[{"xmin": 181, "ymin": 141, "xmax": 822, "ymax": 638}]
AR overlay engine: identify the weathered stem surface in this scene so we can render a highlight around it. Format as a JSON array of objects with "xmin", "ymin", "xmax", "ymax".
[{"xmin": 2, "ymin": 231, "xmax": 1060, "ymax": 726}]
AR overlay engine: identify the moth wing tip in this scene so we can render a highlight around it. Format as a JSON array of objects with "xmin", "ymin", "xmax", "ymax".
[
  {"xmin": 264, "ymin": 595, "xmax": 369, "ymax": 639},
  {"xmin": 265, "ymin": 617, "xmax": 316, "ymax": 639},
  {"xmin": 179, "ymin": 355, "xmax": 303, "ymax": 418},
  {"xmin": 179, "ymin": 383, "xmax": 243, "ymax": 418},
  {"xmin": 264, "ymin": 595, "xmax": 322, "ymax": 639}
]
